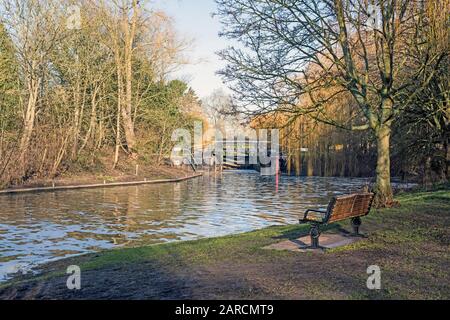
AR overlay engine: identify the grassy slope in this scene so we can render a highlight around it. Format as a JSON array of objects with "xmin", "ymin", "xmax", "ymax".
[{"xmin": 1, "ymin": 188, "xmax": 449, "ymax": 299}]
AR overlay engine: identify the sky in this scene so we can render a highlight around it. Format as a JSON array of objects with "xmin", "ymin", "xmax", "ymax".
[{"xmin": 152, "ymin": 0, "xmax": 230, "ymax": 99}]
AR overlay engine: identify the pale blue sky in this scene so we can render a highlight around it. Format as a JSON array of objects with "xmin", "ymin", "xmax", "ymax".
[{"xmin": 152, "ymin": 0, "xmax": 229, "ymax": 99}]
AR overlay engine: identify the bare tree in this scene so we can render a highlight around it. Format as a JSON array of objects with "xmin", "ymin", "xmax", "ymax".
[
  {"xmin": 215, "ymin": 0, "xmax": 447, "ymax": 206},
  {"xmin": 97, "ymin": 1, "xmax": 187, "ymax": 166},
  {"xmin": 96, "ymin": 0, "xmax": 143, "ymax": 162},
  {"xmin": 1, "ymin": 0, "xmax": 67, "ymax": 163},
  {"xmin": 393, "ymin": 0, "xmax": 449, "ymax": 183},
  {"xmin": 202, "ymin": 89, "xmax": 234, "ymax": 130}
]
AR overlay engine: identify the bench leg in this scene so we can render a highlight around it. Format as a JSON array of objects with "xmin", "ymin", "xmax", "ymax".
[
  {"xmin": 306, "ymin": 224, "xmax": 326, "ymax": 250},
  {"xmin": 350, "ymin": 217, "xmax": 367, "ymax": 237}
]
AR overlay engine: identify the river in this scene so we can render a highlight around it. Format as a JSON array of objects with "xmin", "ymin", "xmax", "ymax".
[{"xmin": 0, "ymin": 171, "xmax": 401, "ymax": 281}]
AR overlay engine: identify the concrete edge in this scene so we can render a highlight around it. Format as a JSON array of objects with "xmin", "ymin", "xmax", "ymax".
[{"xmin": 0, "ymin": 173, "xmax": 203, "ymax": 195}]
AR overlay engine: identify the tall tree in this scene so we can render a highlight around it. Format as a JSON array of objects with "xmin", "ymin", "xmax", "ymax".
[
  {"xmin": 0, "ymin": 21, "xmax": 19, "ymax": 133},
  {"xmin": 0, "ymin": 21, "xmax": 19, "ymax": 181},
  {"xmin": 97, "ymin": 0, "xmax": 142, "ymax": 161},
  {"xmin": 393, "ymin": 0, "xmax": 449, "ymax": 183},
  {"xmin": 1, "ymin": 0, "xmax": 67, "ymax": 163},
  {"xmin": 202, "ymin": 89, "xmax": 234, "ymax": 131},
  {"xmin": 215, "ymin": 0, "xmax": 447, "ymax": 206}
]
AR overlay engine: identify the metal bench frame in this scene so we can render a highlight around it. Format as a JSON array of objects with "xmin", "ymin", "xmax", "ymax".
[{"xmin": 299, "ymin": 193, "xmax": 375, "ymax": 250}]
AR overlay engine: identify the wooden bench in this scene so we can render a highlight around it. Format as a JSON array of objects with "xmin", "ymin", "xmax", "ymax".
[{"xmin": 299, "ymin": 193, "xmax": 375, "ymax": 249}]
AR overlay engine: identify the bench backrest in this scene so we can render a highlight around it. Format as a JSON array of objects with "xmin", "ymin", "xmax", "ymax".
[{"xmin": 325, "ymin": 193, "xmax": 374, "ymax": 224}]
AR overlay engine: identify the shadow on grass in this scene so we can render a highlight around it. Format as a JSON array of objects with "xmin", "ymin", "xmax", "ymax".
[{"xmin": 272, "ymin": 223, "xmax": 344, "ymax": 241}]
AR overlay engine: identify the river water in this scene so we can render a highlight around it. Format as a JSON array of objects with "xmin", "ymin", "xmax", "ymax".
[{"xmin": 0, "ymin": 171, "xmax": 389, "ymax": 281}]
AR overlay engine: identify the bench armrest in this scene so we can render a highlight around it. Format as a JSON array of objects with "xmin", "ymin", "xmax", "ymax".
[{"xmin": 300, "ymin": 209, "xmax": 327, "ymax": 224}]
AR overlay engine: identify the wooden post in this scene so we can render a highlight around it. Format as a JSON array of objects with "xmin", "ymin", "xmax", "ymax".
[{"xmin": 275, "ymin": 155, "xmax": 279, "ymax": 192}]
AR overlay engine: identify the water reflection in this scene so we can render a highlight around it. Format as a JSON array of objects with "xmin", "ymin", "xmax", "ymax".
[{"xmin": 1, "ymin": 171, "xmax": 374, "ymax": 281}]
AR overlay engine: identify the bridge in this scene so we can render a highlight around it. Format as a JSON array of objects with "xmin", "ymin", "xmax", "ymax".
[
  {"xmin": 220, "ymin": 139, "xmax": 258, "ymax": 170},
  {"xmin": 182, "ymin": 138, "xmax": 284, "ymax": 175},
  {"xmin": 173, "ymin": 135, "xmax": 287, "ymax": 175}
]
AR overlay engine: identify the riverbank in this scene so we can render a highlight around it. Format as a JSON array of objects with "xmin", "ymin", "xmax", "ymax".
[
  {"xmin": 1, "ymin": 187, "xmax": 449, "ymax": 299},
  {"xmin": 0, "ymin": 164, "xmax": 196, "ymax": 194}
]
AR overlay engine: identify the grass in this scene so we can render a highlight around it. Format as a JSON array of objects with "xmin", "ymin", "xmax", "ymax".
[{"xmin": 1, "ymin": 187, "xmax": 449, "ymax": 299}]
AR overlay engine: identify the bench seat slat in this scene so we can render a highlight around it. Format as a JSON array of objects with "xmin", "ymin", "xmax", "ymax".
[{"xmin": 327, "ymin": 193, "xmax": 374, "ymax": 223}]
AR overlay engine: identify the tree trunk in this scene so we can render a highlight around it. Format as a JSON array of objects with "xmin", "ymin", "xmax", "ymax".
[
  {"xmin": 121, "ymin": 48, "xmax": 137, "ymax": 157},
  {"xmin": 113, "ymin": 66, "xmax": 123, "ymax": 170},
  {"xmin": 373, "ymin": 125, "xmax": 394, "ymax": 207},
  {"xmin": 121, "ymin": 0, "xmax": 138, "ymax": 160},
  {"xmin": 445, "ymin": 130, "xmax": 450, "ymax": 181},
  {"xmin": 287, "ymin": 127, "xmax": 292, "ymax": 175},
  {"xmin": 121, "ymin": 103, "xmax": 136, "ymax": 156},
  {"xmin": 307, "ymin": 153, "xmax": 314, "ymax": 176},
  {"xmin": 19, "ymin": 76, "xmax": 40, "ymax": 162},
  {"xmin": 80, "ymin": 85, "xmax": 100, "ymax": 153},
  {"xmin": 71, "ymin": 94, "xmax": 80, "ymax": 157}
]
